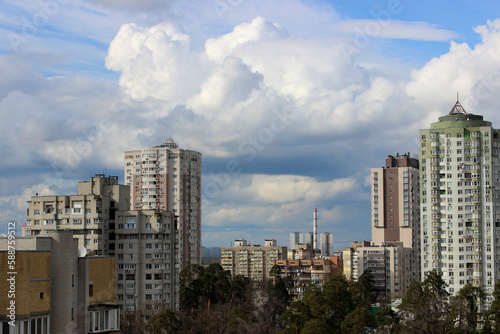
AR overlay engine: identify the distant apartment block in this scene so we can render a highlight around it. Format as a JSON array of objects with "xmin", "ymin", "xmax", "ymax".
[
  {"xmin": 0, "ymin": 231, "xmax": 119, "ymax": 333},
  {"xmin": 290, "ymin": 232, "xmax": 301, "ymax": 251},
  {"xmin": 221, "ymin": 239, "xmax": 287, "ymax": 281},
  {"xmin": 287, "ymin": 243, "xmax": 313, "ymax": 260},
  {"xmin": 320, "ymin": 232, "xmax": 333, "ymax": 256},
  {"xmin": 124, "ymin": 138, "xmax": 201, "ymax": 268},
  {"xmin": 274, "ymin": 257, "xmax": 343, "ymax": 300},
  {"xmin": 290, "ymin": 231, "xmax": 333, "ymax": 256}
]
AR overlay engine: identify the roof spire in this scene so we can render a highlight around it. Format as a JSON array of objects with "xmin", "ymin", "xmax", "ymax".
[{"xmin": 448, "ymin": 92, "xmax": 467, "ymax": 115}]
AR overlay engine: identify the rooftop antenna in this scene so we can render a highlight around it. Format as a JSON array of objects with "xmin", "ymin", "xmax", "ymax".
[{"xmin": 449, "ymin": 92, "xmax": 467, "ymax": 115}]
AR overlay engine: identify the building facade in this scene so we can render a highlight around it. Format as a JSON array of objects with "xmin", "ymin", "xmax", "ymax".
[
  {"xmin": 320, "ymin": 232, "xmax": 333, "ymax": 256},
  {"xmin": 350, "ymin": 243, "xmax": 408, "ymax": 303},
  {"xmin": 420, "ymin": 101, "xmax": 500, "ymax": 307},
  {"xmin": 290, "ymin": 232, "xmax": 301, "ymax": 251},
  {"xmin": 24, "ymin": 175, "xmax": 130, "ymax": 255},
  {"xmin": 24, "ymin": 175, "xmax": 179, "ymax": 311},
  {"xmin": 124, "ymin": 138, "xmax": 201, "ymax": 268},
  {"xmin": 0, "ymin": 231, "xmax": 119, "ymax": 333},
  {"xmin": 221, "ymin": 239, "xmax": 287, "ymax": 281},
  {"xmin": 114, "ymin": 210, "xmax": 177, "ymax": 310},
  {"xmin": 274, "ymin": 257, "xmax": 342, "ymax": 300},
  {"xmin": 371, "ymin": 153, "xmax": 421, "ymax": 287}
]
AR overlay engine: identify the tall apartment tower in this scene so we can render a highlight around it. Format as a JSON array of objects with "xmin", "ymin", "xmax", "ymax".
[
  {"xmin": 320, "ymin": 232, "xmax": 334, "ymax": 256},
  {"xmin": 290, "ymin": 232, "xmax": 301, "ymax": 250},
  {"xmin": 420, "ymin": 100, "xmax": 500, "ymax": 306},
  {"xmin": 124, "ymin": 138, "xmax": 202, "ymax": 267},
  {"xmin": 371, "ymin": 154, "xmax": 420, "ymax": 248}
]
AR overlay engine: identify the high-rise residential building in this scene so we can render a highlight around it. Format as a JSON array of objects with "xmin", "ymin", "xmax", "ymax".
[
  {"xmin": 420, "ymin": 100, "xmax": 499, "ymax": 307},
  {"xmin": 371, "ymin": 154, "xmax": 420, "ymax": 248},
  {"xmin": 221, "ymin": 239, "xmax": 287, "ymax": 281},
  {"xmin": 24, "ymin": 175, "xmax": 179, "ymax": 311},
  {"xmin": 124, "ymin": 138, "xmax": 202, "ymax": 268},
  {"xmin": 371, "ymin": 153, "xmax": 421, "ymax": 286},
  {"xmin": 302, "ymin": 232, "xmax": 313, "ymax": 246},
  {"xmin": 290, "ymin": 232, "xmax": 301, "ymax": 250},
  {"xmin": 24, "ymin": 174, "xmax": 130, "ymax": 255},
  {"xmin": 320, "ymin": 232, "xmax": 333, "ymax": 256}
]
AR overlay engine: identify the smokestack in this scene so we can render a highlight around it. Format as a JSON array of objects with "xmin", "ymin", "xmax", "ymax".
[{"xmin": 313, "ymin": 208, "xmax": 318, "ymax": 250}]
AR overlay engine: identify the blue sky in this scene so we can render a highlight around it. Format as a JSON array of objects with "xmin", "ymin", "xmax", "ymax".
[{"xmin": 2, "ymin": 0, "xmax": 500, "ymax": 250}]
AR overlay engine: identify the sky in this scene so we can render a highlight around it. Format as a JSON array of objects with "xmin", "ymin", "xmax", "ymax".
[{"xmin": 2, "ymin": 0, "xmax": 500, "ymax": 251}]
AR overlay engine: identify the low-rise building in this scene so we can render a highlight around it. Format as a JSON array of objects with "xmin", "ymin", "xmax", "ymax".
[
  {"xmin": 274, "ymin": 257, "xmax": 343, "ymax": 300},
  {"xmin": 0, "ymin": 230, "xmax": 119, "ymax": 333}
]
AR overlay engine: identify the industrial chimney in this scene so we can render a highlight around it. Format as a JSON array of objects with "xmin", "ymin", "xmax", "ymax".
[{"xmin": 313, "ymin": 208, "xmax": 318, "ymax": 251}]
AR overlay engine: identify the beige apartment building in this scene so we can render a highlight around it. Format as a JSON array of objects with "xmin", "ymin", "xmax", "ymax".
[
  {"xmin": 371, "ymin": 153, "xmax": 421, "ymax": 289},
  {"xmin": 0, "ymin": 231, "xmax": 119, "ymax": 333},
  {"xmin": 24, "ymin": 175, "xmax": 179, "ymax": 311},
  {"xmin": 221, "ymin": 239, "xmax": 287, "ymax": 281},
  {"xmin": 24, "ymin": 174, "xmax": 130, "ymax": 255},
  {"xmin": 124, "ymin": 138, "xmax": 201, "ymax": 268}
]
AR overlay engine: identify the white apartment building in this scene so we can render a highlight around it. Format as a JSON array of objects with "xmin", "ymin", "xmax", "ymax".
[
  {"xmin": 420, "ymin": 100, "xmax": 500, "ymax": 308},
  {"xmin": 124, "ymin": 138, "xmax": 201, "ymax": 268},
  {"xmin": 320, "ymin": 232, "xmax": 333, "ymax": 256}
]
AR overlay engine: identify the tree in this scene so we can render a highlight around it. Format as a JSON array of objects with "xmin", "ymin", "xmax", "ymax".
[
  {"xmin": 282, "ymin": 300, "xmax": 312, "ymax": 334},
  {"xmin": 375, "ymin": 305, "xmax": 401, "ymax": 334},
  {"xmin": 350, "ymin": 271, "xmax": 377, "ymax": 307},
  {"xmin": 449, "ymin": 283, "xmax": 485, "ymax": 333},
  {"xmin": 179, "ymin": 263, "xmax": 237, "ymax": 312},
  {"xmin": 300, "ymin": 318, "xmax": 334, "ymax": 334},
  {"xmin": 399, "ymin": 270, "xmax": 455, "ymax": 334},
  {"xmin": 341, "ymin": 306, "xmax": 376, "ymax": 334},
  {"xmin": 263, "ymin": 268, "xmax": 292, "ymax": 330},
  {"xmin": 482, "ymin": 280, "xmax": 500, "ymax": 333},
  {"xmin": 322, "ymin": 274, "xmax": 355, "ymax": 331},
  {"xmin": 146, "ymin": 308, "xmax": 180, "ymax": 334}
]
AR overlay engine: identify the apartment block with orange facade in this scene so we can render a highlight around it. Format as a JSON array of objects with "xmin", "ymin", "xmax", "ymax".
[{"xmin": 274, "ymin": 257, "xmax": 343, "ymax": 300}]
